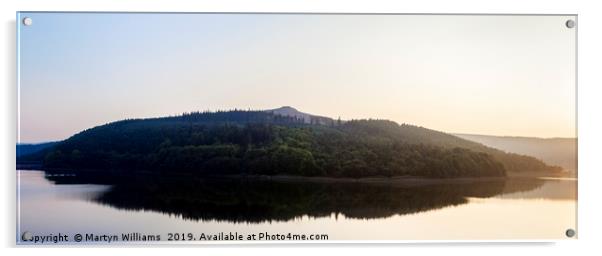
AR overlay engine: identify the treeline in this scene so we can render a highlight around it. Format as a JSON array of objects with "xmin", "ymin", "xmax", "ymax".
[
  {"xmin": 337, "ymin": 119, "xmax": 563, "ymax": 174},
  {"xmin": 39, "ymin": 116, "xmax": 502, "ymax": 178},
  {"xmin": 30, "ymin": 110, "xmax": 559, "ymax": 178}
]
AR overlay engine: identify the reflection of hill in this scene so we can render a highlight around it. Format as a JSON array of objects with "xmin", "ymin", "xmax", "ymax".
[{"xmin": 44, "ymin": 174, "xmax": 545, "ymax": 223}]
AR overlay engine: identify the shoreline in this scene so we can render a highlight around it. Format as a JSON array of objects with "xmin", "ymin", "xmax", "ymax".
[
  {"xmin": 223, "ymin": 174, "xmax": 511, "ymax": 186},
  {"xmin": 16, "ymin": 167, "xmax": 569, "ymax": 187}
]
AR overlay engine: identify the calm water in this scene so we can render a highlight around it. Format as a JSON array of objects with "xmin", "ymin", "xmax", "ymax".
[{"xmin": 17, "ymin": 170, "xmax": 576, "ymax": 243}]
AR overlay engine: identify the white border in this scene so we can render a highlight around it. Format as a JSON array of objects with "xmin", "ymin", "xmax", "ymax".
[
  {"xmin": 2, "ymin": 0, "xmax": 602, "ymax": 255},
  {"xmin": 13, "ymin": 11, "xmax": 580, "ymax": 246}
]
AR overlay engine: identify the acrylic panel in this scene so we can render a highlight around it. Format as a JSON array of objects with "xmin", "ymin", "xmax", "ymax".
[{"xmin": 16, "ymin": 13, "xmax": 577, "ymax": 244}]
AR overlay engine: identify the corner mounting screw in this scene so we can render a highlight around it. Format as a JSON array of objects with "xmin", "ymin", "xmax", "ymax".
[
  {"xmin": 565, "ymin": 19, "xmax": 575, "ymax": 29},
  {"xmin": 565, "ymin": 228, "xmax": 576, "ymax": 238},
  {"xmin": 21, "ymin": 231, "xmax": 32, "ymax": 241},
  {"xmin": 22, "ymin": 17, "xmax": 33, "ymax": 26}
]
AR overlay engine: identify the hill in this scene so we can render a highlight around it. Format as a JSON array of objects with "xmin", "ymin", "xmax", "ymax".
[
  {"xmin": 454, "ymin": 134, "xmax": 576, "ymax": 172},
  {"xmin": 17, "ymin": 108, "xmax": 562, "ymax": 178},
  {"xmin": 16, "ymin": 142, "xmax": 58, "ymax": 157}
]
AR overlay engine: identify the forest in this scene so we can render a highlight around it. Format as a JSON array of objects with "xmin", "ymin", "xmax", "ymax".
[{"xmin": 20, "ymin": 109, "xmax": 562, "ymax": 178}]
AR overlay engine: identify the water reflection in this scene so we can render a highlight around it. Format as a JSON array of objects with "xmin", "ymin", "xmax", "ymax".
[{"xmin": 43, "ymin": 172, "xmax": 550, "ymax": 223}]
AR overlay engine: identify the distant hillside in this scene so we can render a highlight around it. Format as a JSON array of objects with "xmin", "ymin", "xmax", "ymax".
[
  {"xmin": 16, "ymin": 142, "xmax": 58, "ymax": 157},
  {"xmin": 454, "ymin": 134, "xmax": 577, "ymax": 172},
  {"xmin": 17, "ymin": 108, "xmax": 561, "ymax": 178}
]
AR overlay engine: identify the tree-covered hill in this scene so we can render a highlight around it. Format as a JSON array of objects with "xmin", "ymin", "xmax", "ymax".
[
  {"xmin": 18, "ymin": 108, "xmax": 562, "ymax": 178},
  {"xmin": 340, "ymin": 120, "xmax": 563, "ymax": 175}
]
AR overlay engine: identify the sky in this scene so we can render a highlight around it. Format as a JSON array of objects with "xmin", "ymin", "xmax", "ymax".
[{"xmin": 18, "ymin": 13, "xmax": 576, "ymax": 143}]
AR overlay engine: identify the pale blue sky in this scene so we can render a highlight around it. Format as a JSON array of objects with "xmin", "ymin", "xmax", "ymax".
[{"xmin": 18, "ymin": 13, "xmax": 576, "ymax": 142}]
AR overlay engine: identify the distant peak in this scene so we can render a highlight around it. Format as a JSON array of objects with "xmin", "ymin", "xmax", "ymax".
[
  {"xmin": 265, "ymin": 106, "xmax": 335, "ymax": 125},
  {"xmin": 267, "ymin": 106, "xmax": 303, "ymax": 115},
  {"xmin": 275, "ymin": 106, "xmax": 297, "ymax": 111}
]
